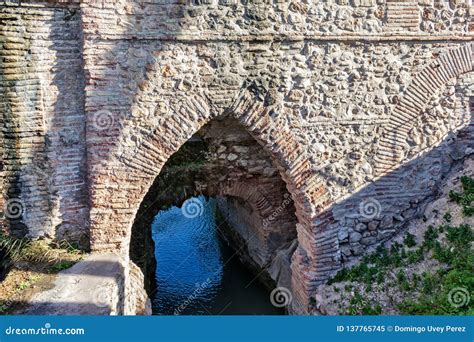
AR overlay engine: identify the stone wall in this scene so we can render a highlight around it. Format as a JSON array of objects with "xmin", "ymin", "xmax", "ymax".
[
  {"xmin": 130, "ymin": 117, "xmax": 298, "ymax": 293},
  {"xmin": 0, "ymin": 1, "xmax": 88, "ymax": 244},
  {"xmin": 80, "ymin": 0, "xmax": 472, "ymax": 38},
  {"xmin": 197, "ymin": 118, "xmax": 298, "ymax": 268},
  {"xmin": 1, "ymin": 0, "xmax": 473, "ymax": 313},
  {"xmin": 21, "ymin": 254, "xmax": 151, "ymax": 316}
]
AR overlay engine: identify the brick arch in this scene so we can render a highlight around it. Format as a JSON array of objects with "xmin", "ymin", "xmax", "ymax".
[
  {"xmin": 375, "ymin": 43, "xmax": 473, "ymax": 176},
  {"xmin": 213, "ymin": 179, "xmax": 290, "ymax": 265},
  {"xmin": 88, "ymin": 80, "xmax": 330, "ymax": 313},
  {"xmin": 227, "ymin": 88, "xmax": 327, "ymax": 229},
  {"xmin": 227, "ymin": 90, "xmax": 340, "ymax": 310},
  {"xmin": 216, "ymin": 181, "xmax": 275, "ymax": 218}
]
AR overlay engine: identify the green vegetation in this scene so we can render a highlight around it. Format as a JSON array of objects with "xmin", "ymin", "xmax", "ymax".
[
  {"xmin": 18, "ymin": 279, "xmax": 34, "ymax": 291},
  {"xmin": 0, "ymin": 233, "xmax": 83, "ymax": 315},
  {"xmin": 164, "ymin": 141, "xmax": 209, "ymax": 172},
  {"xmin": 0, "ymin": 233, "xmax": 29, "ymax": 264},
  {"xmin": 398, "ymin": 222, "xmax": 473, "ymax": 315},
  {"xmin": 346, "ymin": 290, "xmax": 382, "ymax": 315},
  {"xmin": 403, "ymin": 232, "xmax": 416, "ymax": 248},
  {"xmin": 328, "ymin": 176, "xmax": 474, "ymax": 315},
  {"xmin": 328, "ymin": 242, "xmax": 408, "ymax": 286},
  {"xmin": 0, "ymin": 232, "xmax": 82, "ymax": 270},
  {"xmin": 49, "ymin": 260, "xmax": 77, "ymax": 273},
  {"xmin": 449, "ymin": 176, "xmax": 474, "ymax": 216}
]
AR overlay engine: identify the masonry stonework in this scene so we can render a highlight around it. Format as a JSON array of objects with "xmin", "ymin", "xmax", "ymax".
[{"xmin": 1, "ymin": 0, "xmax": 473, "ymax": 314}]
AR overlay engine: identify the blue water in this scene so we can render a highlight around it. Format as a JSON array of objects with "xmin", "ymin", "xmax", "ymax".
[{"xmin": 151, "ymin": 196, "xmax": 283, "ymax": 315}]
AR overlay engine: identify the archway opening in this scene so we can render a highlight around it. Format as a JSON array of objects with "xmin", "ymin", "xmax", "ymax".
[{"xmin": 130, "ymin": 116, "xmax": 298, "ymax": 315}]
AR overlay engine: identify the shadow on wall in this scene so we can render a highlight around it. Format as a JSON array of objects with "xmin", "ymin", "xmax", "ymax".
[
  {"xmin": 1, "ymin": 0, "xmax": 473, "ymax": 314},
  {"xmin": 0, "ymin": 0, "xmax": 196, "ymax": 316},
  {"xmin": 1, "ymin": 2, "xmax": 88, "ymax": 247},
  {"xmin": 47, "ymin": 5, "xmax": 88, "ymax": 246},
  {"xmin": 2, "ymin": 98, "xmax": 470, "ymax": 316},
  {"xmin": 310, "ymin": 96, "xmax": 473, "ymax": 277}
]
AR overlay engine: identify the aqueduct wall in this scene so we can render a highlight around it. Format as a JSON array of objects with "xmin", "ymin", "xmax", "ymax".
[{"xmin": 1, "ymin": 0, "xmax": 473, "ymax": 313}]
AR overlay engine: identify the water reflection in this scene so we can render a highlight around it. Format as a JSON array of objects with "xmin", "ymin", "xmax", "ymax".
[{"xmin": 151, "ymin": 196, "xmax": 283, "ymax": 315}]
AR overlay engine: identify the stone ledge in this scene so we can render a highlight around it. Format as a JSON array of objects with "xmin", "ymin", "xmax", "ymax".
[
  {"xmin": 82, "ymin": 33, "xmax": 474, "ymax": 42},
  {"xmin": 19, "ymin": 254, "xmax": 151, "ymax": 316}
]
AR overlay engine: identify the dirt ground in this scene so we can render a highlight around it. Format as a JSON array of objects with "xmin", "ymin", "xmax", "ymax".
[{"xmin": 0, "ymin": 243, "xmax": 83, "ymax": 315}]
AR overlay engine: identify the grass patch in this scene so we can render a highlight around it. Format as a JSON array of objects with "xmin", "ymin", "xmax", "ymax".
[
  {"xmin": 49, "ymin": 260, "xmax": 77, "ymax": 273},
  {"xmin": 0, "ymin": 233, "xmax": 81, "ymax": 266}
]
